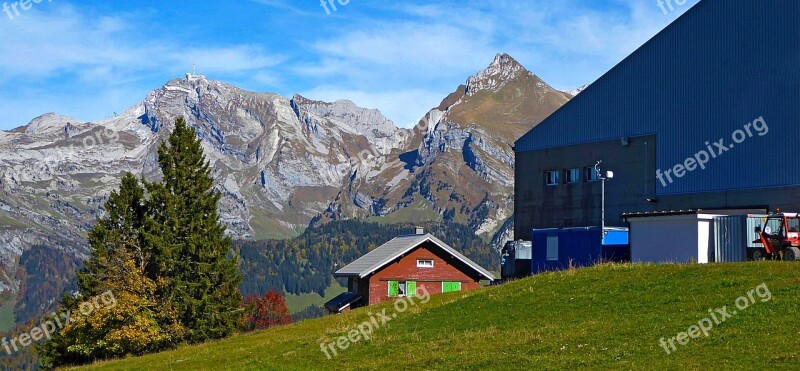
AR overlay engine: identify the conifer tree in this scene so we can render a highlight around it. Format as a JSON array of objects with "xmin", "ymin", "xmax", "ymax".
[
  {"xmin": 40, "ymin": 174, "xmax": 185, "ymax": 368},
  {"xmin": 79, "ymin": 173, "xmax": 147, "ymax": 291},
  {"xmin": 145, "ymin": 117, "xmax": 242, "ymax": 342},
  {"xmin": 42, "ymin": 118, "xmax": 243, "ymax": 366}
]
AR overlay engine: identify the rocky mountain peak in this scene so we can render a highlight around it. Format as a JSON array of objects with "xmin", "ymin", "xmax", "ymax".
[
  {"xmin": 290, "ymin": 94, "xmax": 400, "ymax": 139},
  {"xmin": 23, "ymin": 113, "xmax": 81, "ymax": 135},
  {"xmin": 0, "ymin": 53, "xmax": 579, "ymax": 284},
  {"xmin": 466, "ymin": 53, "xmax": 529, "ymax": 95},
  {"xmin": 567, "ymin": 85, "xmax": 589, "ymax": 97}
]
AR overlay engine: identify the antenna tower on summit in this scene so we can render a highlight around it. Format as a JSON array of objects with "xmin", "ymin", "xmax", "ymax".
[{"xmin": 186, "ymin": 62, "xmax": 205, "ymax": 81}]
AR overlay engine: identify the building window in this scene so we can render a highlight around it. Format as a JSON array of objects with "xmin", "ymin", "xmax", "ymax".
[
  {"xmin": 566, "ymin": 168, "xmax": 580, "ymax": 184},
  {"xmin": 545, "ymin": 170, "xmax": 560, "ymax": 186},
  {"xmin": 389, "ymin": 281, "xmax": 417, "ymax": 297},
  {"xmin": 546, "ymin": 236, "xmax": 559, "ymax": 261},
  {"xmin": 586, "ymin": 166, "xmax": 600, "ymax": 182},
  {"xmin": 388, "ymin": 281, "xmax": 401, "ymax": 297},
  {"xmin": 417, "ymin": 259, "xmax": 434, "ymax": 268}
]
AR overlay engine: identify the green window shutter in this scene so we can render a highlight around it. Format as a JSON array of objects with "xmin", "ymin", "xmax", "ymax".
[
  {"xmin": 407, "ymin": 281, "xmax": 416, "ymax": 297},
  {"xmin": 388, "ymin": 281, "xmax": 399, "ymax": 297},
  {"xmin": 443, "ymin": 282, "xmax": 461, "ymax": 293}
]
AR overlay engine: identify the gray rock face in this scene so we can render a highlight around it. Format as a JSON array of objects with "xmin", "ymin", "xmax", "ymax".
[
  {"xmin": 0, "ymin": 76, "xmax": 407, "ymax": 264},
  {"xmin": 466, "ymin": 53, "xmax": 528, "ymax": 95},
  {"xmin": 0, "ymin": 54, "xmax": 574, "ymax": 287}
]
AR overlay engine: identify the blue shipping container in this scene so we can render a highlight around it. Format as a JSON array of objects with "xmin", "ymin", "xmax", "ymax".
[{"xmin": 532, "ymin": 227, "xmax": 630, "ymax": 274}]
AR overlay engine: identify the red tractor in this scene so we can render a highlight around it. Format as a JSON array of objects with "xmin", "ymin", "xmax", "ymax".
[{"xmin": 753, "ymin": 213, "xmax": 800, "ymax": 261}]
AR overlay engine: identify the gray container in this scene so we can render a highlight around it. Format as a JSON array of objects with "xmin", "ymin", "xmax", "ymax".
[
  {"xmin": 515, "ymin": 241, "xmax": 532, "ymax": 260},
  {"xmin": 713, "ymin": 215, "xmax": 768, "ymax": 262},
  {"xmin": 501, "ymin": 240, "xmax": 533, "ymax": 280}
]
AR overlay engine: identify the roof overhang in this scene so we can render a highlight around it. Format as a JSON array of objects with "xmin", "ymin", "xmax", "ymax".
[{"xmin": 335, "ymin": 235, "xmax": 495, "ymax": 281}]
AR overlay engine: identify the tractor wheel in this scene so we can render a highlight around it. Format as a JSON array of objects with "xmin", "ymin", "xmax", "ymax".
[
  {"xmin": 783, "ymin": 247, "xmax": 800, "ymax": 262},
  {"xmin": 751, "ymin": 249, "xmax": 765, "ymax": 261}
]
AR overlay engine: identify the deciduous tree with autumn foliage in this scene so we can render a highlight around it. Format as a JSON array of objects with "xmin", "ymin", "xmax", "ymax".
[
  {"xmin": 243, "ymin": 290, "xmax": 293, "ymax": 331},
  {"xmin": 40, "ymin": 118, "xmax": 242, "ymax": 368}
]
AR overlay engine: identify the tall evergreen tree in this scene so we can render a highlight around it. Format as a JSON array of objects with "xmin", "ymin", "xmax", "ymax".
[
  {"xmin": 79, "ymin": 173, "xmax": 147, "ymax": 291},
  {"xmin": 41, "ymin": 118, "xmax": 243, "ymax": 366},
  {"xmin": 145, "ymin": 117, "xmax": 242, "ymax": 342},
  {"xmin": 40, "ymin": 174, "xmax": 185, "ymax": 368}
]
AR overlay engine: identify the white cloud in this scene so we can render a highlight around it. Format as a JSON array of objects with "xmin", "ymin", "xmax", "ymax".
[
  {"xmin": 179, "ymin": 46, "xmax": 284, "ymax": 75},
  {"xmin": 0, "ymin": 3, "xmax": 287, "ymax": 127},
  {"xmin": 248, "ymin": 0, "xmax": 316, "ymax": 15},
  {"xmin": 0, "ymin": 4, "xmax": 283, "ymax": 79},
  {"xmin": 296, "ymin": 21, "xmax": 496, "ymax": 84},
  {"xmin": 0, "ymin": 0, "xmax": 701, "ymax": 130},
  {"xmin": 288, "ymin": 0, "xmax": 700, "ymax": 127}
]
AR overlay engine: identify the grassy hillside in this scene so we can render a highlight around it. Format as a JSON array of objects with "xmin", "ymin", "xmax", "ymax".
[
  {"xmin": 283, "ymin": 281, "xmax": 345, "ymax": 314},
  {"xmin": 79, "ymin": 263, "xmax": 800, "ymax": 370},
  {"xmin": 0, "ymin": 295, "xmax": 14, "ymax": 333}
]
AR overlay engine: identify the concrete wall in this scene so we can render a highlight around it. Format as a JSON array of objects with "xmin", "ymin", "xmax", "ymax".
[
  {"xmin": 515, "ymin": 135, "xmax": 657, "ymax": 240},
  {"xmin": 514, "ymin": 135, "xmax": 800, "ymax": 241}
]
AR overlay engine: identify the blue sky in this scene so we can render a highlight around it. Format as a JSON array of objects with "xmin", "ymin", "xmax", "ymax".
[{"xmin": 0, "ymin": 0, "xmax": 699, "ymax": 130}]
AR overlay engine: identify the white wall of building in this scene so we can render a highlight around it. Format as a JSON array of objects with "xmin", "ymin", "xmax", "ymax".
[{"xmin": 629, "ymin": 214, "xmax": 721, "ymax": 263}]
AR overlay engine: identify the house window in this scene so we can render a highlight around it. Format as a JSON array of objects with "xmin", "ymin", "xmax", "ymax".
[
  {"xmin": 586, "ymin": 167, "xmax": 600, "ymax": 182},
  {"xmin": 566, "ymin": 168, "xmax": 580, "ymax": 184},
  {"xmin": 442, "ymin": 281, "xmax": 461, "ymax": 293},
  {"xmin": 546, "ymin": 236, "xmax": 559, "ymax": 261},
  {"xmin": 545, "ymin": 170, "xmax": 560, "ymax": 186},
  {"xmin": 417, "ymin": 259, "xmax": 434, "ymax": 268},
  {"xmin": 389, "ymin": 281, "xmax": 417, "ymax": 297}
]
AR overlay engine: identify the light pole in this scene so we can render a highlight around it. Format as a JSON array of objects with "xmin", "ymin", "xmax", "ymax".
[{"xmin": 594, "ymin": 161, "xmax": 614, "ymax": 232}]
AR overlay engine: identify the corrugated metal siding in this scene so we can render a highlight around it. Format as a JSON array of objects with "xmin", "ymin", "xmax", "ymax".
[
  {"xmin": 713, "ymin": 215, "xmax": 768, "ymax": 262},
  {"xmin": 515, "ymin": 0, "xmax": 800, "ymax": 195},
  {"xmin": 531, "ymin": 227, "xmax": 630, "ymax": 274},
  {"xmin": 532, "ymin": 228, "xmax": 602, "ymax": 274},
  {"xmin": 713, "ymin": 216, "xmax": 748, "ymax": 262}
]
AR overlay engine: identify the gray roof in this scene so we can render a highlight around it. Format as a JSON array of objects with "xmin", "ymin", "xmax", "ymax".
[{"xmin": 334, "ymin": 233, "xmax": 495, "ymax": 281}]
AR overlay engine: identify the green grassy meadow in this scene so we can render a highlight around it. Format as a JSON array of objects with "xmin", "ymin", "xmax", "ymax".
[{"xmin": 77, "ymin": 262, "xmax": 800, "ymax": 370}]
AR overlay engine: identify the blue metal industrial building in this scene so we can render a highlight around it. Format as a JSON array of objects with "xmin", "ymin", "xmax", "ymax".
[
  {"xmin": 531, "ymin": 227, "xmax": 629, "ymax": 274},
  {"xmin": 514, "ymin": 0, "xmax": 800, "ymax": 240}
]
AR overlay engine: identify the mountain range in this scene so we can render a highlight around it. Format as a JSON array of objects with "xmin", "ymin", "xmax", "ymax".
[{"xmin": 0, "ymin": 53, "xmax": 574, "ymax": 289}]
